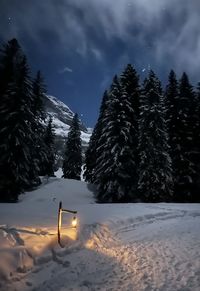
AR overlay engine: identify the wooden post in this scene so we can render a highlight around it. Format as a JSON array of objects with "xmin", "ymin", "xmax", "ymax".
[
  {"xmin": 57, "ymin": 201, "xmax": 62, "ymax": 246},
  {"xmin": 57, "ymin": 201, "xmax": 77, "ymax": 246}
]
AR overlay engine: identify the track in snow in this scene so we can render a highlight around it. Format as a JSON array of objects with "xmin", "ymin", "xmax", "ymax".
[{"xmin": 2, "ymin": 206, "xmax": 200, "ymax": 291}]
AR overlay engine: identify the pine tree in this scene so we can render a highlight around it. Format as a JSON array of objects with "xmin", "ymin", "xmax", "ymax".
[
  {"xmin": 94, "ymin": 76, "xmax": 136, "ymax": 202},
  {"xmin": 194, "ymin": 83, "xmax": 200, "ymax": 200},
  {"xmin": 19, "ymin": 57, "xmax": 42, "ymax": 186},
  {"xmin": 120, "ymin": 64, "xmax": 140, "ymax": 122},
  {"xmin": 41, "ymin": 116, "xmax": 55, "ymax": 177},
  {"xmin": 0, "ymin": 39, "xmax": 21, "ymax": 97},
  {"xmin": 0, "ymin": 39, "xmax": 48, "ymax": 201},
  {"xmin": 0, "ymin": 39, "xmax": 21, "ymax": 148},
  {"xmin": 138, "ymin": 70, "xmax": 173, "ymax": 202},
  {"xmin": 120, "ymin": 64, "xmax": 141, "ymax": 195},
  {"xmin": 0, "ymin": 39, "xmax": 23, "ymax": 201},
  {"xmin": 165, "ymin": 70, "xmax": 179, "ymax": 148},
  {"xmin": 190, "ymin": 83, "xmax": 200, "ymax": 201},
  {"xmin": 173, "ymin": 73, "xmax": 199, "ymax": 201},
  {"xmin": 165, "ymin": 70, "xmax": 179, "ymax": 197},
  {"xmin": 32, "ymin": 71, "xmax": 48, "ymax": 176},
  {"xmin": 32, "ymin": 71, "xmax": 46, "ymax": 120},
  {"xmin": 84, "ymin": 90, "xmax": 109, "ymax": 183},
  {"xmin": 0, "ymin": 47, "xmax": 37, "ymax": 201},
  {"xmin": 172, "ymin": 73, "xmax": 195, "ymax": 200},
  {"xmin": 62, "ymin": 113, "xmax": 82, "ymax": 180}
]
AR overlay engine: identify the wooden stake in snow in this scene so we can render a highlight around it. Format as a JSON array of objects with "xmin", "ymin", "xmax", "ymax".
[{"xmin": 57, "ymin": 201, "xmax": 77, "ymax": 246}]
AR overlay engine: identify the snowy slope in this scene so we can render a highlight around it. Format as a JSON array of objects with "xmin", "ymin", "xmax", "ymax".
[
  {"xmin": 0, "ymin": 178, "xmax": 200, "ymax": 290},
  {"xmin": 43, "ymin": 95, "xmax": 92, "ymax": 144}
]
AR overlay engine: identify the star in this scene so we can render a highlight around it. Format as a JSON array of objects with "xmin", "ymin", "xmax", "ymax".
[{"xmin": 8, "ymin": 17, "xmax": 12, "ymax": 24}]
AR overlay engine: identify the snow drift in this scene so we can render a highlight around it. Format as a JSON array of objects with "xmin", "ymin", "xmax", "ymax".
[{"xmin": 0, "ymin": 177, "xmax": 200, "ymax": 290}]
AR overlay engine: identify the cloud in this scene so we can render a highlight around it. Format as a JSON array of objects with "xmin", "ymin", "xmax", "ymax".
[
  {"xmin": 68, "ymin": 0, "xmax": 200, "ymax": 79},
  {"xmin": 90, "ymin": 47, "xmax": 103, "ymax": 61},
  {"xmin": 1, "ymin": 0, "xmax": 200, "ymax": 80},
  {"xmin": 59, "ymin": 66, "xmax": 73, "ymax": 74}
]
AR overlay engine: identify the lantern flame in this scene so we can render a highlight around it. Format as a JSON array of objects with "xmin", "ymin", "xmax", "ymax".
[{"xmin": 72, "ymin": 216, "xmax": 77, "ymax": 228}]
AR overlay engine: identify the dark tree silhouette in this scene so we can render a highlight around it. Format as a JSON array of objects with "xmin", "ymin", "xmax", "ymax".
[
  {"xmin": 62, "ymin": 113, "xmax": 82, "ymax": 180},
  {"xmin": 138, "ymin": 71, "xmax": 173, "ymax": 202}
]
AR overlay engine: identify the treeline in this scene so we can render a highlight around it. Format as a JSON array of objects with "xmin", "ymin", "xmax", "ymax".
[
  {"xmin": 1, "ymin": 38, "xmax": 199, "ymax": 203},
  {"xmin": 0, "ymin": 38, "xmax": 83, "ymax": 202},
  {"xmin": 0, "ymin": 39, "xmax": 56, "ymax": 202},
  {"xmin": 84, "ymin": 65, "xmax": 200, "ymax": 203}
]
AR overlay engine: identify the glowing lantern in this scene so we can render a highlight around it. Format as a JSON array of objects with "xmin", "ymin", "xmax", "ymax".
[
  {"xmin": 57, "ymin": 201, "xmax": 77, "ymax": 246},
  {"xmin": 72, "ymin": 216, "xmax": 77, "ymax": 228}
]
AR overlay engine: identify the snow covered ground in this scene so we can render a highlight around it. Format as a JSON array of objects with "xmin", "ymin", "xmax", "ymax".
[{"xmin": 0, "ymin": 177, "xmax": 200, "ymax": 291}]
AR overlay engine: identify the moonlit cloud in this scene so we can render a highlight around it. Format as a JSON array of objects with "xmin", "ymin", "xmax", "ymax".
[
  {"xmin": 71, "ymin": 0, "xmax": 200, "ymax": 78},
  {"xmin": 59, "ymin": 66, "xmax": 73, "ymax": 74},
  {"xmin": 1, "ymin": 0, "xmax": 200, "ymax": 80},
  {"xmin": 90, "ymin": 47, "xmax": 103, "ymax": 61}
]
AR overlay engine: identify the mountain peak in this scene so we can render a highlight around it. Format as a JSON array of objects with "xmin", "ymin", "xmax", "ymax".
[{"xmin": 43, "ymin": 94, "xmax": 91, "ymax": 146}]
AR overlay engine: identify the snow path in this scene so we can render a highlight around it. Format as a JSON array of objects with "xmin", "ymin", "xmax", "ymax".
[
  {"xmin": 1, "ymin": 207, "xmax": 200, "ymax": 291},
  {"xmin": 0, "ymin": 179, "xmax": 200, "ymax": 290}
]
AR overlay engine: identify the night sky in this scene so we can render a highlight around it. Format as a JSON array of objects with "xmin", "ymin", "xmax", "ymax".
[{"xmin": 1, "ymin": 0, "xmax": 200, "ymax": 127}]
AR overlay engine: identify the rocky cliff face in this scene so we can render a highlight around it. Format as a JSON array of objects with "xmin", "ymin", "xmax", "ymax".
[
  {"xmin": 43, "ymin": 95, "xmax": 92, "ymax": 167},
  {"xmin": 43, "ymin": 95, "xmax": 92, "ymax": 145}
]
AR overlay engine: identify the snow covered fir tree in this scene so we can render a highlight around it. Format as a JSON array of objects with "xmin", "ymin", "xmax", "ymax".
[
  {"xmin": 0, "ymin": 39, "xmax": 37, "ymax": 201},
  {"xmin": 85, "ymin": 65, "xmax": 141, "ymax": 202},
  {"xmin": 40, "ymin": 116, "xmax": 56, "ymax": 177},
  {"xmin": 138, "ymin": 70, "xmax": 173, "ymax": 202},
  {"xmin": 84, "ymin": 90, "xmax": 109, "ymax": 184},
  {"xmin": 85, "ymin": 65, "xmax": 200, "ymax": 203},
  {"xmin": 0, "ymin": 39, "xmax": 53, "ymax": 202},
  {"xmin": 120, "ymin": 64, "xmax": 141, "ymax": 196},
  {"xmin": 0, "ymin": 39, "xmax": 200, "ymax": 203},
  {"xmin": 62, "ymin": 113, "xmax": 82, "ymax": 180},
  {"xmin": 30, "ymin": 70, "xmax": 50, "ymax": 178},
  {"xmin": 94, "ymin": 75, "xmax": 137, "ymax": 202},
  {"xmin": 174, "ymin": 72, "xmax": 200, "ymax": 201}
]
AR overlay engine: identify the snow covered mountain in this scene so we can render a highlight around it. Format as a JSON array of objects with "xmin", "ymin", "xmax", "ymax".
[{"xmin": 43, "ymin": 95, "xmax": 92, "ymax": 146}]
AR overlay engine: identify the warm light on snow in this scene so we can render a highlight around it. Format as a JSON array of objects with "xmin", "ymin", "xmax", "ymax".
[
  {"xmin": 59, "ymin": 227, "xmax": 77, "ymax": 242},
  {"xmin": 85, "ymin": 239, "xmax": 94, "ymax": 249},
  {"xmin": 0, "ymin": 178, "xmax": 200, "ymax": 290}
]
